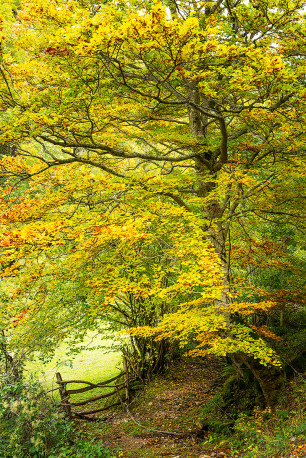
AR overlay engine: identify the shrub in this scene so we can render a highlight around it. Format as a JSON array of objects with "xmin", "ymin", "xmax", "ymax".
[
  {"xmin": 54, "ymin": 439, "xmax": 119, "ymax": 458},
  {"xmin": 0, "ymin": 375, "xmax": 118, "ymax": 457},
  {"xmin": 0, "ymin": 375, "xmax": 73, "ymax": 457}
]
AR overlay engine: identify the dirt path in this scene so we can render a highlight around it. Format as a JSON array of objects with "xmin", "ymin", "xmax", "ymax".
[{"xmin": 99, "ymin": 357, "xmax": 230, "ymax": 458}]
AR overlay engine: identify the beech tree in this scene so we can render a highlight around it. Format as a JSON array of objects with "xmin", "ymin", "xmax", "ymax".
[{"xmin": 0, "ymin": 0, "xmax": 305, "ymax": 404}]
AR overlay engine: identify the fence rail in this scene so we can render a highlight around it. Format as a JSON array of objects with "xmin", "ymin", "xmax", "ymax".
[{"xmin": 55, "ymin": 357, "xmax": 130, "ymax": 420}]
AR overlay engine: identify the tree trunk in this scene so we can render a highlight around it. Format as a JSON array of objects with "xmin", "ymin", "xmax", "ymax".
[
  {"xmin": 187, "ymin": 86, "xmax": 284, "ymax": 408},
  {"xmin": 0, "ymin": 331, "xmax": 23, "ymax": 384}
]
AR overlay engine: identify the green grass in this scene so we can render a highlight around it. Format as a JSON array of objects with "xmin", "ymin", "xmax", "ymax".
[{"xmin": 26, "ymin": 332, "xmax": 123, "ymax": 409}]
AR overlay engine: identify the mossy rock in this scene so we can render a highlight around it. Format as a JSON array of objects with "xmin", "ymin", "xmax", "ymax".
[{"xmin": 221, "ymin": 366, "xmax": 264, "ymax": 411}]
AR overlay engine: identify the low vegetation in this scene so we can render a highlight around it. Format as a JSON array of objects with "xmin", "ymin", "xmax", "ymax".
[
  {"xmin": 80, "ymin": 357, "xmax": 305, "ymax": 458},
  {"xmin": 0, "ymin": 376, "xmax": 119, "ymax": 458}
]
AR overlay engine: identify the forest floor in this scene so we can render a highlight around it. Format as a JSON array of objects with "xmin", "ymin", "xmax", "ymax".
[
  {"xmin": 78, "ymin": 357, "xmax": 305, "ymax": 458},
  {"xmin": 99, "ymin": 357, "xmax": 227, "ymax": 458},
  {"xmin": 76, "ymin": 359, "xmax": 306, "ymax": 458}
]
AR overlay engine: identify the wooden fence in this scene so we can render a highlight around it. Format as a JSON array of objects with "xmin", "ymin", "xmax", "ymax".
[{"xmin": 55, "ymin": 357, "xmax": 130, "ymax": 420}]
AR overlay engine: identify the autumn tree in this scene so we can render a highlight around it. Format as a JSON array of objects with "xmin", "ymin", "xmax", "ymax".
[{"xmin": 0, "ymin": 0, "xmax": 305, "ymax": 404}]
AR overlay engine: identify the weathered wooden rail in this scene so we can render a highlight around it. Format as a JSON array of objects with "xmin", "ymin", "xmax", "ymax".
[{"xmin": 55, "ymin": 357, "xmax": 130, "ymax": 420}]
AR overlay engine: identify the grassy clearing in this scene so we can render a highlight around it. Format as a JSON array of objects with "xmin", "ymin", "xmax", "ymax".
[{"xmin": 26, "ymin": 331, "xmax": 123, "ymax": 408}]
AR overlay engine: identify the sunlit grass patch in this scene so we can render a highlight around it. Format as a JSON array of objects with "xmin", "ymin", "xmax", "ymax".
[{"xmin": 26, "ymin": 332, "xmax": 123, "ymax": 407}]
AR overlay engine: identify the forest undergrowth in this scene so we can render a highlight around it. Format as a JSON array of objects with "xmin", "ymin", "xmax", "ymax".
[{"xmin": 79, "ymin": 357, "xmax": 305, "ymax": 458}]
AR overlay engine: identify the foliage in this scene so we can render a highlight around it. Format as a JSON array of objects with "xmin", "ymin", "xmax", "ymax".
[
  {"xmin": 202, "ymin": 376, "xmax": 306, "ymax": 457},
  {"xmin": 0, "ymin": 160, "xmax": 224, "ymax": 367},
  {"xmin": 52, "ymin": 440, "xmax": 119, "ymax": 458},
  {"xmin": 0, "ymin": 372, "xmax": 119, "ymax": 457},
  {"xmin": 230, "ymin": 407, "xmax": 305, "ymax": 458},
  {"xmin": 0, "ymin": 0, "xmax": 305, "ymax": 395},
  {"xmin": 0, "ymin": 375, "xmax": 72, "ymax": 457}
]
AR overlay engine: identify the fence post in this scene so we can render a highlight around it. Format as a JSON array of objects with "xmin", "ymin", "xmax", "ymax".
[
  {"xmin": 56, "ymin": 372, "xmax": 72, "ymax": 419},
  {"xmin": 115, "ymin": 385, "xmax": 126, "ymax": 412},
  {"xmin": 122, "ymin": 355, "xmax": 129, "ymax": 404}
]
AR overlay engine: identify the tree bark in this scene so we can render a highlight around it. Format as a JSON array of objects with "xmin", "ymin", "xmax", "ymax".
[{"xmin": 187, "ymin": 84, "xmax": 284, "ymax": 408}]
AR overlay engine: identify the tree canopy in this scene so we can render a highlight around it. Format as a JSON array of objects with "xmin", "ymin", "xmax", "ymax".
[{"xmin": 0, "ymin": 0, "xmax": 305, "ymax": 389}]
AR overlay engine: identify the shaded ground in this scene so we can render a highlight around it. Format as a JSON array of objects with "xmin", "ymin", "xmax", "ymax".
[
  {"xmin": 77, "ymin": 357, "xmax": 305, "ymax": 458},
  {"xmin": 98, "ymin": 357, "xmax": 231, "ymax": 458}
]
